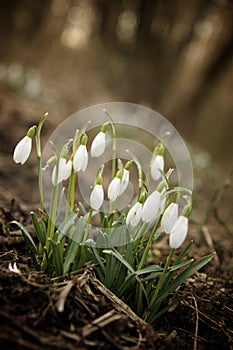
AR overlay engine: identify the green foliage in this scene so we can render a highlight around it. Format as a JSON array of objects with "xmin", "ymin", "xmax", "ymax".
[{"xmin": 9, "ymin": 113, "xmax": 215, "ymax": 324}]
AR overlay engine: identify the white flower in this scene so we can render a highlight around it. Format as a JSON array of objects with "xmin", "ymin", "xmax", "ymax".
[
  {"xmin": 108, "ymin": 177, "xmax": 121, "ymax": 201},
  {"xmin": 151, "ymin": 155, "xmax": 164, "ymax": 180},
  {"xmin": 90, "ymin": 184, "xmax": 104, "ymax": 210},
  {"xmin": 13, "ymin": 135, "xmax": 32, "ymax": 164},
  {"xmin": 118, "ymin": 168, "xmax": 129, "ymax": 195},
  {"xmin": 73, "ymin": 144, "xmax": 88, "ymax": 172},
  {"xmin": 126, "ymin": 202, "xmax": 143, "ymax": 227},
  {"xmin": 161, "ymin": 202, "xmax": 178, "ymax": 234},
  {"xmin": 169, "ymin": 215, "xmax": 188, "ymax": 249},
  {"xmin": 91, "ymin": 131, "xmax": 106, "ymax": 157},
  {"xmin": 142, "ymin": 190, "xmax": 161, "ymax": 223},
  {"xmin": 63, "ymin": 159, "xmax": 72, "ymax": 181},
  {"xmin": 52, "ymin": 158, "xmax": 72, "ymax": 185}
]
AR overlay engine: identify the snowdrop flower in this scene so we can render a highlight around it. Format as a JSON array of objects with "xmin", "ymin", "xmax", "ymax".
[
  {"xmin": 91, "ymin": 131, "xmax": 106, "ymax": 157},
  {"xmin": 13, "ymin": 126, "xmax": 35, "ymax": 164},
  {"xmin": 52, "ymin": 158, "xmax": 72, "ymax": 185},
  {"xmin": 169, "ymin": 215, "xmax": 188, "ymax": 249},
  {"xmin": 118, "ymin": 160, "xmax": 132, "ymax": 195},
  {"xmin": 126, "ymin": 202, "xmax": 143, "ymax": 227},
  {"xmin": 151, "ymin": 155, "xmax": 164, "ymax": 180},
  {"xmin": 91, "ymin": 124, "xmax": 107, "ymax": 158},
  {"xmin": 90, "ymin": 184, "xmax": 104, "ymax": 210},
  {"xmin": 119, "ymin": 168, "xmax": 129, "ymax": 195},
  {"xmin": 108, "ymin": 176, "xmax": 121, "ymax": 201},
  {"xmin": 73, "ymin": 144, "xmax": 88, "ymax": 172},
  {"xmin": 161, "ymin": 202, "xmax": 178, "ymax": 234},
  {"xmin": 142, "ymin": 190, "xmax": 161, "ymax": 223}
]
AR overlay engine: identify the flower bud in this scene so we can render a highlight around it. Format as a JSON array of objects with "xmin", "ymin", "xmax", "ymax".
[
  {"xmin": 169, "ymin": 215, "xmax": 188, "ymax": 249},
  {"xmin": 108, "ymin": 176, "xmax": 121, "ymax": 201},
  {"xmin": 73, "ymin": 144, "xmax": 88, "ymax": 172},
  {"xmin": 118, "ymin": 168, "xmax": 129, "ymax": 195},
  {"xmin": 13, "ymin": 135, "xmax": 33, "ymax": 164},
  {"xmin": 142, "ymin": 190, "xmax": 161, "ymax": 223},
  {"xmin": 126, "ymin": 202, "xmax": 143, "ymax": 227},
  {"xmin": 90, "ymin": 184, "xmax": 104, "ymax": 210},
  {"xmin": 161, "ymin": 202, "xmax": 178, "ymax": 234},
  {"xmin": 52, "ymin": 157, "xmax": 72, "ymax": 185},
  {"xmin": 91, "ymin": 131, "xmax": 106, "ymax": 158},
  {"xmin": 151, "ymin": 155, "xmax": 164, "ymax": 180}
]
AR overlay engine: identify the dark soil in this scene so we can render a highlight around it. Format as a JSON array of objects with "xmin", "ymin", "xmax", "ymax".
[{"xmin": 0, "ymin": 90, "xmax": 233, "ymax": 349}]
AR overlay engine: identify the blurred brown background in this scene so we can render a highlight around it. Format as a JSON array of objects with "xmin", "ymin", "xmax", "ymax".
[{"xmin": 0, "ymin": 0, "xmax": 232, "ymax": 168}]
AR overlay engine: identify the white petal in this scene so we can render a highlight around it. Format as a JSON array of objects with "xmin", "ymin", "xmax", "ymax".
[
  {"xmin": 91, "ymin": 132, "xmax": 106, "ymax": 158},
  {"xmin": 142, "ymin": 190, "xmax": 161, "ymax": 223},
  {"xmin": 90, "ymin": 184, "xmax": 104, "ymax": 210},
  {"xmin": 108, "ymin": 177, "xmax": 120, "ymax": 201},
  {"xmin": 126, "ymin": 202, "xmax": 142, "ymax": 227},
  {"xmin": 63, "ymin": 160, "xmax": 72, "ymax": 181},
  {"xmin": 52, "ymin": 158, "xmax": 66, "ymax": 185},
  {"xmin": 169, "ymin": 216, "xmax": 188, "ymax": 249},
  {"xmin": 151, "ymin": 155, "xmax": 164, "ymax": 180},
  {"xmin": 73, "ymin": 145, "xmax": 88, "ymax": 172},
  {"xmin": 118, "ymin": 169, "xmax": 129, "ymax": 195},
  {"xmin": 161, "ymin": 202, "xmax": 178, "ymax": 234},
  {"xmin": 13, "ymin": 136, "xmax": 32, "ymax": 164}
]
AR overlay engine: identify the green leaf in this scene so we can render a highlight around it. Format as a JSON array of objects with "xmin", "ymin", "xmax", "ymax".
[
  {"xmin": 8, "ymin": 221, "xmax": 38, "ymax": 254},
  {"xmin": 30, "ymin": 212, "xmax": 46, "ymax": 247},
  {"xmin": 136, "ymin": 265, "xmax": 163, "ymax": 276},
  {"xmin": 103, "ymin": 249, "xmax": 135, "ymax": 274},
  {"xmin": 147, "ymin": 252, "xmax": 215, "ymax": 323},
  {"xmin": 63, "ymin": 240, "xmax": 80, "ymax": 274},
  {"xmin": 49, "ymin": 238, "xmax": 64, "ymax": 276},
  {"xmin": 57, "ymin": 211, "xmax": 78, "ymax": 241},
  {"xmin": 91, "ymin": 246, "xmax": 106, "ymax": 281}
]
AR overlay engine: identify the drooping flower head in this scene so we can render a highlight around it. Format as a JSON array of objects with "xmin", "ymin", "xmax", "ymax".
[
  {"xmin": 151, "ymin": 142, "xmax": 165, "ymax": 181},
  {"xmin": 73, "ymin": 134, "xmax": 88, "ymax": 172},
  {"xmin": 118, "ymin": 160, "xmax": 132, "ymax": 196},
  {"xmin": 91, "ymin": 123, "xmax": 108, "ymax": 158},
  {"xmin": 126, "ymin": 201, "xmax": 143, "ymax": 227},
  {"xmin": 142, "ymin": 190, "xmax": 161, "ymax": 223},
  {"xmin": 90, "ymin": 166, "xmax": 104, "ymax": 211},
  {"xmin": 13, "ymin": 126, "xmax": 36, "ymax": 164},
  {"xmin": 169, "ymin": 215, "xmax": 188, "ymax": 249},
  {"xmin": 161, "ymin": 202, "xmax": 178, "ymax": 234},
  {"xmin": 52, "ymin": 157, "xmax": 72, "ymax": 186},
  {"xmin": 108, "ymin": 170, "xmax": 121, "ymax": 202}
]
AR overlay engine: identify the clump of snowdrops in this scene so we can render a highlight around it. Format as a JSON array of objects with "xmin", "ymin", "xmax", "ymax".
[{"xmin": 8, "ymin": 112, "xmax": 214, "ymax": 323}]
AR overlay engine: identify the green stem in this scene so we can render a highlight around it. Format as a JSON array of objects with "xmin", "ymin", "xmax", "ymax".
[
  {"xmin": 35, "ymin": 113, "xmax": 47, "ymax": 211},
  {"xmin": 41, "ymin": 183, "xmax": 59, "ymax": 270},
  {"xmin": 137, "ymin": 215, "xmax": 162, "ymax": 270},
  {"xmin": 83, "ymin": 208, "xmax": 93, "ymax": 243},
  {"xmin": 149, "ymin": 248, "xmax": 174, "ymax": 308},
  {"xmin": 66, "ymin": 168, "xmax": 76, "ymax": 215},
  {"xmin": 103, "ymin": 109, "xmax": 116, "ymax": 179},
  {"xmin": 36, "ymin": 155, "xmax": 43, "ymax": 210}
]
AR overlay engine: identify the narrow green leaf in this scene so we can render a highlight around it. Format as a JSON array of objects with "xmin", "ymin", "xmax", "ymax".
[
  {"xmin": 49, "ymin": 238, "xmax": 64, "ymax": 276},
  {"xmin": 136, "ymin": 265, "xmax": 163, "ymax": 276},
  {"xmin": 8, "ymin": 221, "xmax": 38, "ymax": 254},
  {"xmin": 63, "ymin": 240, "xmax": 80, "ymax": 274},
  {"xmin": 57, "ymin": 211, "xmax": 78, "ymax": 241},
  {"xmin": 148, "ymin": 252, "xmax": 215, "ymax": 322},
  {"xmin": 91, "ymin": 246, "xmax": 106, "ymax": 281},
  {"xmin": 103, "ymin": 249, "xmax": 135, "ymax": 274},
  {"xmin": 30, "ymin": 212, "xmax": 46, "ymax": 246}
]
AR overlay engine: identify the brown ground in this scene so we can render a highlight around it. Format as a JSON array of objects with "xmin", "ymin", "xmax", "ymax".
[{"xmin": 0, "ymin": 90, "xmax": 232, "ymax": 349}]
